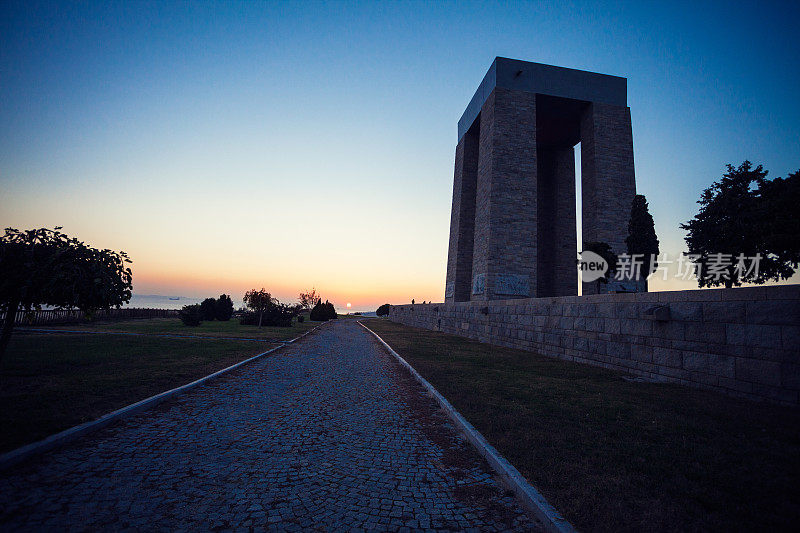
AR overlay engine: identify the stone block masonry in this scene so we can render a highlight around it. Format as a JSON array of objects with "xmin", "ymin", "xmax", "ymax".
[
  {"xmin": 446, "ymin": 57, "xmax": 636, "ymax": 301},
  {"xmin": 389, "ymin": 285, "xmax": 800, "ymax": 406}
]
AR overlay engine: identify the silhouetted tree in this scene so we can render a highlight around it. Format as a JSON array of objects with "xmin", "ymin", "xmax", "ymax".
[
  {"xmin": 681, "ymin": 161, "xmax": 800, "ymax": 288},
  {"xmin": 756, "ymin": 169, "xmax": 800, "ymax": 281},
  {"xmin": 215, "ymin": 294, "xmax": 234, "ymax": 321},
  {"xmin": 199, "ymin": 298, "xmax": 217, "ymax": 321},
  {"xmin": 0, "ymin": 227, "xmax": 132, "ymax": 362},
  {"xmin": 299, "ymin": 288, "xmax": 321, "ymax": 311},
  {"xmin": 243, "ymin": 288, "xmax": 275, "ymax": 327},
  {"xmin": 309, "ymin": 301, "xmax": 324, "ymax": 321},
  {"xmin": 325, "ymin": 300, "xmax": 337, "ymax": 320},
  {"xmin": 625, "ymin": 194, "xmax": 660, "ymax": 278},
  {"xmin": 239, "ymin": 300, "xmax": 293, "ymax": 327},
  {"xmin": 376, "ymin": 304, "xmax": 391, "ymax": 316},
  {"xmin": 179, "ymin": 304, "xmax": 202, "ymax": 326},
  {"xmin": 310, "ymin": 300, "xmax": 337, "ymax": 321}
]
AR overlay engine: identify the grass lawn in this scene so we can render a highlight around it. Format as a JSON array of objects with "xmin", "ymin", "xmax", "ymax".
[
  {"xmin": 0, "ymin": 332, "xmax": 280, "ymax": 453},
  {"xmin": 362, "ymin": 319, "xmax": 800, "ymax": 532},
  {"xmin": 35, "ymin": 315, "xmax": 319, "ymax": 341}
]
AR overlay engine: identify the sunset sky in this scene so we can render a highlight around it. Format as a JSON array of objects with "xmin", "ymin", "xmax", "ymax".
[{"xmin": 2, "ymin": 1, "xmax": 799, "ymax": 311}]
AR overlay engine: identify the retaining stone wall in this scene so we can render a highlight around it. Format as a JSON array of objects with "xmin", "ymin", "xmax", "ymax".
[{"xmin": 389, "ymin": 285, "xmax": 800, "ymax": 405}]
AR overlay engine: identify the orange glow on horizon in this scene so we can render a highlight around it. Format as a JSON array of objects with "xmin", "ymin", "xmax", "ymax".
[{"xmin": 131, "ymin": 265, "xmax": 444, "ymax": 311}]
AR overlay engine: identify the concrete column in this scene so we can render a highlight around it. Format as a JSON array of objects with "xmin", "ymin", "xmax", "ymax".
[
  {"xmin": 445, "ymin": 123, "xmax": 479, "ymax": 302},
  {"xmin": 580, "ymin": 102, "xmax": 636, "ymax": 294},
  {"xmin": 471, "ymin": 88, "xmax": 538, "ymax": 301}
]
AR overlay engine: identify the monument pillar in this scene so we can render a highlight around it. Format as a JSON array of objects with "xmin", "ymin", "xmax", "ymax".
[
  {"xmin": 445, "ymin": 58, "xmax": 636, "ymax": 301},
  {"xmin": 445, "ymin": 122, "xmax": 479, "ymax": 302},
  {"xmin": 580, "ymin": 102, "xmax": 636, "ymax": 294},
  {"xmin": 470, "ymin": 88, "xmax": 538, "ymax": 301}
]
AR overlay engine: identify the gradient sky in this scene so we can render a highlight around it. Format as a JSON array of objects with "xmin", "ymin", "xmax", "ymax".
[{"xmin": 2, "ymin": 0, "xmax": 799, "ymax": 311}]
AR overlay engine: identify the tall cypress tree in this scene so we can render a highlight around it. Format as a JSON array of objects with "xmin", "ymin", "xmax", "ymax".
[{"xmin": 626, "ymin": 194, "xmax": 660, "ymax": 278}]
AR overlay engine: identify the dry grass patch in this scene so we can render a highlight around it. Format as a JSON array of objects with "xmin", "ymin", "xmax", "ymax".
[
  {"xmin": 363, "ymin": 318, "xmax": 800, "ymax": 532},
  {"xmin": 36, "ymin": 315, "xmax": 318, "ymax": 341},
  {"xmin": 0, "ymin": 333, "xmax": 278, "ymax": 453}
]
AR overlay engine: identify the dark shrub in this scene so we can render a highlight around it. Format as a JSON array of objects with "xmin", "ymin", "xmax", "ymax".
[
  {"xmin": 309, "ymin": 302, "xmax": 323, "ymax": 321},
  {"xmin": 179, "ymin": 304, "xmax": 202, "ymax": 326},
  {"xmin": 310, "ymin": 300, "xmax": 337, "ymax": 321},
  {"xmin": 215, "ymin": 294, "xmax": 234, "ymax": 321},
  {"xmin": 200, "ymin": 298, "xmax": 217, "ymax": 321},
  {"xmin": 238, "ymin": 303, "xmax": 294, "ymax": 327},
  {"xmin": 297, "ymin": 315, "xmax": 305, "ymax": 323},
  {"xmin": 376, "ymin": 303, "xmax": 391, "ymax": 316}
]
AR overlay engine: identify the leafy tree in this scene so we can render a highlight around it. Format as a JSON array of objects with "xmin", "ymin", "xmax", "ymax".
[
  {"xmin": 756, "ymin": 169, "xmax": 800, "ymax": 281},
  {"xmin": 199, "ymin": 298, "xmax": 217, "ymax": 321},
  {"xmin": 325, "ymin": 300, "xmax": 337, "ymax": 320},
  {"xmin": 299, "ymin": 288, "xmax": 321, "ymax": 311},
  {"xmin": 376, "ymin": 303, "xmax": 391, "ymax": 316},
  {"xmin": 243, "ymin": 288, "xmax": 275, "ymax": 327},
  {"xmin": 310, "ymin": 300, "xmax": 337, "ymax": 321},
  {"xmin": 215, "ymin": 294, "xmax": 234, "ymax": 321},
  {"xmin": 0, "ymin": 227, "xmax": 132, "ymax": 362},
  {"xmin": 179, "ymin": 304, "xmax": 203, "ymax": 326},
  {"xmin": 239, "ymin": 302, "xmax": 294, "ymax": 327},
  {"xmin": 625, "ymin": 194, "xmax": 660, "ymax": 278},
  {"xmin": 310, "ymin": 301, "xmax": 324, "ymax": 321},
  {"xmin": 681, "ymin": 161, "xmax": 800, "ymax": 288}
]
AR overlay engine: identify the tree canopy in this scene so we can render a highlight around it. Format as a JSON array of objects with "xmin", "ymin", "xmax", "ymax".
[
  {"xmin": 199, "ymin": 298, "xmax": 217, "ymax": 321},
  {"xmin": 0, "ymin": 227, "xmax": 132, "ymax": 360},
  {"xmin": 243, "ymin": 288, "xmax": 275, "ymax": 327},
  {"xmin": 681, "ymin": 161, "xmax": 800, "ymax": 288},
  {"xmin": 625, "ymin": 194, "xmax": 660, "ymax": 278},
  {"xmin": 215, "ymin": 294, "xmax": 234, "ymax": 321},
  {"xmin": 310, "ymin": 300, "xmax": 337, "ymax": 321},
  {"xmin": 299, "ymin": 288, "xmax": 321, "ymax": 311}
]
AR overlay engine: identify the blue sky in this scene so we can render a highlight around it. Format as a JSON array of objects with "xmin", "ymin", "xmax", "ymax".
[{"xmin": 2, "ymin": 1, "xmax": 798, "ymax": 308}]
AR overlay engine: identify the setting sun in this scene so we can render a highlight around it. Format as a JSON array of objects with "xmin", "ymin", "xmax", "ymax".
[{"xmin": 346, "ymin": 303, "xmax": 352, "ymax": 308}]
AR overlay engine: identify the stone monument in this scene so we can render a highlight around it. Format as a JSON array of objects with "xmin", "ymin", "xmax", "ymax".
[{"xmin": 445, "ymin": 57, "xmax": 636, "ymax": 301}]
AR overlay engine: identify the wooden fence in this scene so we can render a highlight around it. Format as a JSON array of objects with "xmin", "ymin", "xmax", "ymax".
[{"xmin": 0, "ymin": 308, "xmax": 180, "ymax": 326}]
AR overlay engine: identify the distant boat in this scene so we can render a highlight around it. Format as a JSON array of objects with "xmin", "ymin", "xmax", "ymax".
[{"xmin": 169, "ymin": 297, "xmax": 180, "ymax": 300}]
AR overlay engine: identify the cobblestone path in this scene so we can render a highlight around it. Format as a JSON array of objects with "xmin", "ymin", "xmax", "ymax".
[{"xmin": 0, "ymin": 319, "xmax": 540, "ymax": 532}]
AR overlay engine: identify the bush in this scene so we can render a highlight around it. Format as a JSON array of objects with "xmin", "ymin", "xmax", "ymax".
[
  {"xmin": 376, "ymin": 303, "xmax": 391, "ymax": 316},
  {"xmin": 310, "ymin": 300, "xmax": 337, "ymax": 321},
  {"xmin": 215, "ymin": 294, "xmax": 234, "ymax": 321},
  {"xmin": 199, "ymin": 298, "xmax": 217, "ymax": 321},
  {"xmin": 238, "ymin": 303, "xmax": 294, "ymax": 327},
  {"xmin": 179, "ymin": 304, "xmax": 202, "ymax": 326},
  {"xmin": 297, "ymin": 315, "xmax": 305, "ymax": 323}
]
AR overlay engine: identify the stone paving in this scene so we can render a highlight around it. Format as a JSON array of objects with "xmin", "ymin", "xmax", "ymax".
[{"xmin": 0, "ymin": 319, "xmax": 541, "ymax": 531}]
